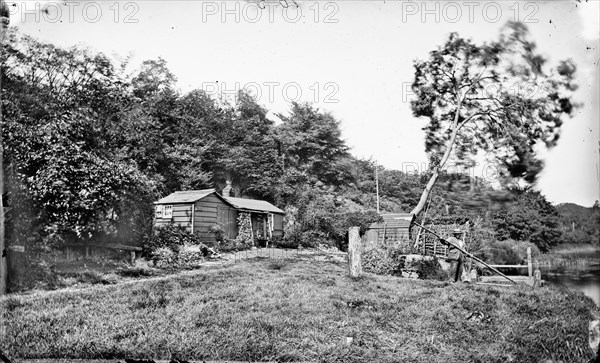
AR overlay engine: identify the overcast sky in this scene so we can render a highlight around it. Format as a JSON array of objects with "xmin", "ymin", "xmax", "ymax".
[{"xmin": 7, "ymin": 0, "xmax": 600, "ymax": 206}]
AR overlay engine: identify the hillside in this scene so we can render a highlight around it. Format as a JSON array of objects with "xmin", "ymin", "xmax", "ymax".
[{"xmin": 556, "ymin": 202, "xmax": 600, "ymax": 245}]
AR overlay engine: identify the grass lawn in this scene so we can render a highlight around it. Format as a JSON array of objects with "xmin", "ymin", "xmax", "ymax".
[{"xmin": 1, "ymin": 256, "xmax": 598, "ymax": 362}]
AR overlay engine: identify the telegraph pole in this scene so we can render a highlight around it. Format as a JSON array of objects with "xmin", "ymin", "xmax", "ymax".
[
  {"xmin": 0, "ymin": 0, "xmax": 8, "ymax": 295},
  {"xmin": 375, "ymin": 161, "xmax": 380, "ymax": 214}
]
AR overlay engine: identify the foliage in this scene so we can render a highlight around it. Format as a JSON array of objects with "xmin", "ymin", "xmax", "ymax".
[
  {"xmin": 409, "ymin": 21, "xmax": 578, "ymax": 215},
  {"xmin": 491, "ymin": 188, "xmax": 562, "ymax": 252},
  {"xmin": 556, "ymin": 202, "xmax": 600, "ymax": 246},
  {"xmin": 362, "ymin": 245, "xmax": 405, "ymax": 276},
  {"xmin": 143, "ymin": 224, "xmax": 205, "ymax": 257},
  {"xmin": 276, "ymin": 102, "xmax": 350, "ymax": 186},
  {"xmin": 481, "ymin": 240, "xmax": 522, "ymax": 265},
  {"xmin": 209, "ymin": 224, "xmax": 226, "ymax": 244},
  {"xmin": 235, "ymin": 213, "xmax": 253, "ymax": 246},
  {"xmin": 404, "ymin": 258, "xmax": 447, "ymax": 281},
  {"xmin": 1, "ymin": 26, "xmax": 588, "ymax": 286},
  {"xmin": 217, "ymin": 238, "xmax": 254, "ymax": 253}
]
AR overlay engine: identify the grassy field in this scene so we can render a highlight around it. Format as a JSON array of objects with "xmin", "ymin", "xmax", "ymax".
[{"xmin": 1, "ymin": 256, "xmax": 598, "ymax": 362}]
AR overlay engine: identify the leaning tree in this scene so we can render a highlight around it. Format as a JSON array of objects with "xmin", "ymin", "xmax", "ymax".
[{"xmin": 409, "ymin": 21, "xmax": 579, "ymax": 216}]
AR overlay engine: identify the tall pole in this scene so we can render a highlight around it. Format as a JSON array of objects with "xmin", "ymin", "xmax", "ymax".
[
  {"xmin": 0, "ymin": 0, "xmax": 8, "ymax": 295},
  {"xmin": 375, "ymin": 161, "xmax": 380, "ymax": 214}
]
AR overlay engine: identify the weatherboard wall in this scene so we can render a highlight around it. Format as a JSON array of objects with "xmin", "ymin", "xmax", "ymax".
[
  {"xmin": 154, "ymin": 192, "xmax": 285, "ymax": 243},
  {"xmin": 154, "ymin": 204, "xmax": 194, "ymax": 231},
  {"xmin": 193, "ymin": 194, "xmax": 238, "ymax": 242}
]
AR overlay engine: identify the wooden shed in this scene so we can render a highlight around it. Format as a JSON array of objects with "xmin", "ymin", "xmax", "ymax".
[
  {"xmin": 224, "ymin": 196, "xmax": 285, "ymax": 244},
  {"xmin": 153, "ymin": 189, "xmax": 284, "ymax": 245},
  {"xmin": 365, "ymin": 213, "xmax": 415, "ymax": 245}
]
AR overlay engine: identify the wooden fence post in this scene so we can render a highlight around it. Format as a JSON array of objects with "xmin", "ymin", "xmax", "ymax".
[
  {"xmin": 527, "ymin": 247, "xmax": 532, "ymax": 278},
  {"xmin": 348, "ymin": 227, "xmax": 362, "ymax": 277}
]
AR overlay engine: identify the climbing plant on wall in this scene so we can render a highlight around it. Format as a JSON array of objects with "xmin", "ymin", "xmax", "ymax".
[{"xmin": 236, "ymin": 213, "xmax": 253, "ymax": 246}]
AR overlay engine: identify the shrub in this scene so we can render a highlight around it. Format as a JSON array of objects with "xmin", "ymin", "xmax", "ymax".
[
  {"xmin": 362, "ymin": 245, "xmax": 404, "ymax": 276},
  {"xmin": 143, "ymin": 223, "xmax": 204, "ymax": 257},
  {"xmin": 176, "ymin": 248, "xmax": 205, "ymax": 268},
  {"xmin": 209, "ymin": 224, "xmax": 226, "ymax": 245},
  {"xmin": 272, "ymin": 236, "xmax": 299, "ymax": 249},
  {"xmin": 511, "ymin": 241, "xmax": 541, "ymax": 262},
  {"xmin": 217, "ymin": 238, "xmax": 253, "ymax": 253},
  {"xmin": 118, "ymin": 267, "xmax": 155, "ymax": 278},
  {"xmin": 151, "ymin": 247, "xmax": 176, "ymax": 268},
  {"xmin": 151, "ymin": 243, "xmax": 210, "ymax": 269},
  {"xmin": 300, "ymin": 230, "xmax": 328, "ymax": 248},
  {"xmin": 405, "ymin": 258, "xmax": 447, "ymax": 280},
  {"xmin": 484, "ymin": 240, "xmax": 521, "ymax": 265}
]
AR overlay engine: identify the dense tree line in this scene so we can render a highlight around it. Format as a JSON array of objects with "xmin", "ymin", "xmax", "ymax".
[{"xmin": 0, "ymin": 28, "xmax": 584, "ymax": 260}]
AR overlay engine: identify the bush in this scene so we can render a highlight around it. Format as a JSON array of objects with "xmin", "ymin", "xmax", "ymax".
[
  {"xmin": 151, "ymin": 247, "xmax": 176, "ymax": 268},
  {"xmin": 272, "ymin": 236, "xmax": 299, "ymax": 249},
  {"xmin": 143, "ymin": 223, "xmax": 204, "ymax": 257},
  {"xmin": 209, "ymin": 224, "xmax": 226, "ymax": 245},
  {"xmin": 151, "ymin": 244, "xmax": 209, "ymax": 269},
  {"xmin": 362, "ymin": 245, "xmax": 405, "ymax": 276},
  {"xmin": 118, "ymin": 267, "xmax": 155, "ymax": 278},
  {"xmin": 484, "ymin": 240, "xmax": 521, "ymax": 265},
  {"xmin": 405, "ymin": 258, "xmax": 447, "ymax": 280},
  {"xmin": 217, "ymin": 238, "xmax": 253, "ymax": 253},
  {"xmin": 300, "ymin": 230, "xmax": 329, "ymax": 248}
]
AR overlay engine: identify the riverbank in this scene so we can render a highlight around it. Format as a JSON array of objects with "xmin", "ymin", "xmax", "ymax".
[
  {"xmin": 1, "ymin": 257, "xmax": 598, "ymax": 362},
  {"xmin": 536, "ymin": 244, "xmax": 600, "ymax": 267}
]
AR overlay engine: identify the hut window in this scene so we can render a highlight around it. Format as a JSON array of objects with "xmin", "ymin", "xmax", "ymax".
[
  {"xmin": 163, "ymin": 205, "xmax": 173, "ymax": 219},
  {"xmin": 155, "ymin": 205, "xmax": 164, "ymax": 218},
  {"xmin": 155, "ymin": 205, "xmax": 173, "ymax": 219}
]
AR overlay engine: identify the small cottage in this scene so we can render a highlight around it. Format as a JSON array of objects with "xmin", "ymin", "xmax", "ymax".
[
  {"xmin": 153, "ymin": 189, "xmax": 284, "ymax": 245},
  {"xmin": 365, "ymin": 213, "xmax": 415, "ymax": 245}
]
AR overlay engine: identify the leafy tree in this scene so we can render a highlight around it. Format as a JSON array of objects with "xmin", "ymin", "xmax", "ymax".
[
  {"xmin": 277, "ymin": 102, "xmax": 350, "ymax": 186},
  {"xmin": 492, "ymin": 188, "xmax": 562, "ymax": 252},
  {"xmin": 2, "ymin": 29, "xmax": 156, "ymax": 246},
  {"xmin": 216, "ymin": 90, "xmax": 283, "ymax": 200},
  {"xmin": 409, "ymin": 21, "xmax": 578, "ymax": 216}
]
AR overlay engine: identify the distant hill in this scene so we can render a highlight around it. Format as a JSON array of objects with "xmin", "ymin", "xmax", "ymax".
[{"xmin": 556, "ymin": 202, "xmax": 600, "ymax": 245}]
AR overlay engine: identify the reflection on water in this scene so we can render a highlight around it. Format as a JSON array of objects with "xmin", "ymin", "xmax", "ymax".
[{"xmin": 541, "ymin": 264, "xmax": 600, "ymax": 306}]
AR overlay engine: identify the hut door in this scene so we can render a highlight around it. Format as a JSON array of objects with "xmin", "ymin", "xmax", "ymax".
[
  {"xmin": 219, "ymin": 207, "xmax": 238, "ymax": 239},
  {"xmin": 218, "ymin": 207, "xmax": 229, "ymax": 237}
]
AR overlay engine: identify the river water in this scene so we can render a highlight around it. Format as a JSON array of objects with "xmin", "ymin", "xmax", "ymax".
[{"xmin": 540, "ymin": 264, "xmax": 600, "ymax": 306}]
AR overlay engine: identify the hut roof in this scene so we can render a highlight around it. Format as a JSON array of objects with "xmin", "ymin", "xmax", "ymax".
[
  {"xmin": 154, "ymin": 189, "xmax": 284, "ymax": 214},
  {"xmin": 154, "ymin": 189, "xmax": 222, "ymax": 204},
  {"xmin": 224, "ymin": 196, "xmax": 285, "ymax": 214},
  {"xmin": 370, "ymin": 213, "xmax": 415, "ymax": 229}
]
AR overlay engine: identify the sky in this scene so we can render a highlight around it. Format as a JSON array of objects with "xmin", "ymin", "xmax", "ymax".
[{"xmin": 6, "ymin": 0, "xmax": 600, "ymax": 207}]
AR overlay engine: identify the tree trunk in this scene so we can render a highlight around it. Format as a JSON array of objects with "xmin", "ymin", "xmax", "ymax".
[
  {"xmin": 0, "ymin": 5, "xmax": 8, "ymax": 295},
  {"xmin": 410, "ymin": 104, "xmax": 464, "ymax": 216},
  {"xmin": 409, "ymin": 134, "xmax": 457, "ymax": 216}
]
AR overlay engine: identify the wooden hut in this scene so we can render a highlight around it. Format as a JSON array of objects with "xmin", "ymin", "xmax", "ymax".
[
  {"xmin": 153, "ymin": 189, "xmax": 284, "ymax": 245},
  {"xmin": 224, "ymin": 196, "xmax": 285, "ymax": 246},
  {"xmin": 365, "ymin": 213, "xmax": 415, "ymax": 246}
]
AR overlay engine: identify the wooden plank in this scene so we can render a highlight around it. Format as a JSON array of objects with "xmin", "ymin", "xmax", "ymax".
[
  {"xmin": 203, "ymin": 195, "xmax": 223, "ymax": 203},
  {"xmin": 195, "ymin": 211, "xmax": 218, "ymax": 218},
  {"xmin": 171, "ymin": 212, "xmax": 192, "ymax": 218},
  {"xmin": 197, "ymin": 219, "xmax": 218, "ymax": 225},
  {"xmin": 64, "ymin": 244, "xmax": 142, "ymax": 251}
]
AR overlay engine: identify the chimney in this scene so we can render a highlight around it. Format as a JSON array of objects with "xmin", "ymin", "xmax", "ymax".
[{"xmin": 222, "ymin": 180, "xmax": 232, "ymax": 198}]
